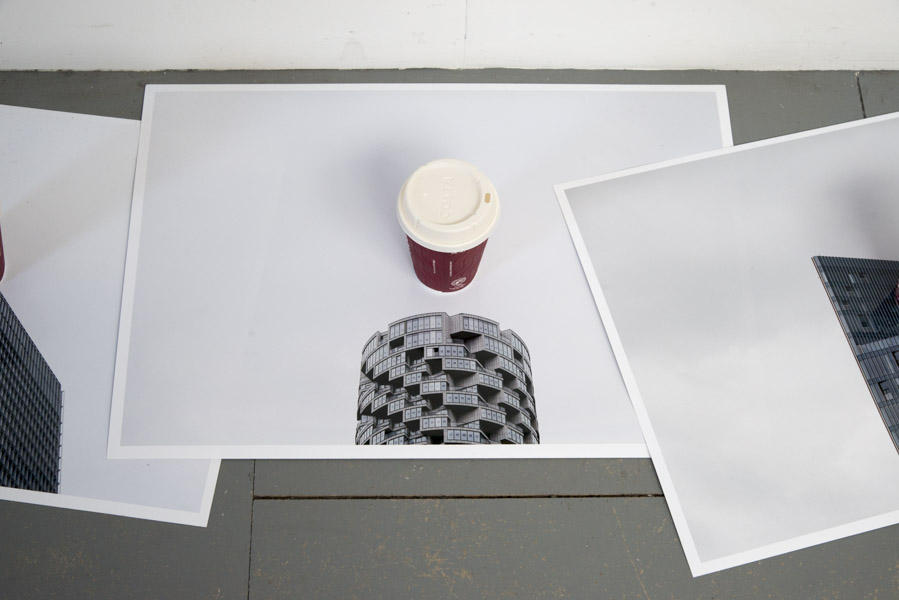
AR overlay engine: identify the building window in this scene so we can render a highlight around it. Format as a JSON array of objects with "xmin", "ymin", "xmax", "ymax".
[{"xmin": 880, "ymin": 381, "xmax": 894, "ymax": 402}]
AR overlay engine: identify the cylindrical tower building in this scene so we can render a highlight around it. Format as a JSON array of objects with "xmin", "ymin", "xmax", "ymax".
[{"xmin": 356, "ymin": 313, "xmax": 538, "ymax": 445}]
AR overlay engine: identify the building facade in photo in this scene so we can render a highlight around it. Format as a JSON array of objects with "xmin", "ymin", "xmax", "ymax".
[
  {"xmin": 814, "ymin": 256, "xmax": 899, "ymax": 452},
  {"xmin": 0, "ymin": 292, "xmax": 63, "ymax": 493},
  {"xmin": 356, "ymin": 313, "xmax": 538, "ymax": 445}
]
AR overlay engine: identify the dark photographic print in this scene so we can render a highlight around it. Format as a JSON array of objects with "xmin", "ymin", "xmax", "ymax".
[{"xmin": 0, "ymin": 292, "xmax": 62, "ymax": 493}]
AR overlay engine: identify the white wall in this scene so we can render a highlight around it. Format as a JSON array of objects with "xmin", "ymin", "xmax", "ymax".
[{"xmin": 1, "ymin": 0, "xmax": 898, "ymax": 70}]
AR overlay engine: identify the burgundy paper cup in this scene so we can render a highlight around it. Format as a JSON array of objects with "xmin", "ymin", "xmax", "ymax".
[{"xmin": 397, "ymin": 159, "xmax": 500, "ymax": 293}]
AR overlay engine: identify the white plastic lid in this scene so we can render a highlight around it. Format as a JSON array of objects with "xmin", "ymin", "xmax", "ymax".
[{"xmin": 397, "ymin": 159, "xmax": 500, "ymax": 253}]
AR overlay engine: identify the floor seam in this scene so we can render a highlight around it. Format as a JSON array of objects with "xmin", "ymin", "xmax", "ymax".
[
  {"xmin": 857, "ymin": 71, "xmax": 868, "ymax": 118},
  {"xmin": 246, "ymin": 460, "xmax": 256, "ymax": 600},
  {"xmin": 252, "ymin": 493, "xmax": 664, "ymax": 500}
]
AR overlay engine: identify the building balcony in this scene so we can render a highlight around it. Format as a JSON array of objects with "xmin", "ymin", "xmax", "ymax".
[
  {"xmin": 358, "ymin": 395, "xmax": 374, "ymax": 417},
  {"xmin": 403, "ymin": 370, "xmax": 428, "ymax": 389},
  {"xmin": 443, "ymin": 392, "xmax": 480, "ymax": 408},
  {"xmin": 443, "ymin": 357, "xmax": 477, "ymax": 373},
  {"xmin": 420, "ymin": 416, "xmax": 448, "ymax": 431},
  {"xmin": 479, "ymin": 407, "xmax": 506, "ymax": 424},
  {"xmin": 385, "ymin": 430, "xmax": 407, "ymax": 445},
  {"xmin": 509, "ymin": 411, "xmax": 531, "ymax": 428},
  {"xmin": 494, "ymin": 427, "xmax": 524, "ymax": 444},
  {"xmin": 476, "ymin": 372, "xmax": 502, "ymax": 390},
  {"xmin": 425, "ymin": 343, "xmax": 469, "ymax": 359},
  {"xmin": 389, "ymin": 364, "xmax": 408, "ymax": 382},
  {"xmin": 518, "ymin": 418, "xmax": 538, "ymax": 437},
  {"xmin": 371, "ymin": 393, "xmax": 391, "ymax": 417},
  {"xmin": 420, "ymin": 380, "xmax": 448, "ymax": 395},
  {"xmin": 402, "ymin": 406, "xmax": 423, "ymax": 425},
  {"xmin": 515, "ymin": 388, "xmax": 535, "ymax": 411},
  {"xmin": 490, "ymin": 356, "xmax": 525, "ymax": 382},
  {"xmin": 498, "ymin": 391, "xmax": 520, "ymax": 413},
  {"xmin": 457, "ymin": 315, "xmax": 500, "ymax": 338},
  {"xmin": 444, "ymin": 428, "xmax": 485, "ymax": 444},
  {"xmin": 387, "ymin": 399, "xmax": 407, "ymax": 417},
  {"xmin": 401, "ymin": 328, "xmax": 444, "ymax": 352}
]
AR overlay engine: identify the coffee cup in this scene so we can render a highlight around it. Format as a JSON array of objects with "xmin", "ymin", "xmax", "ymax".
[{"xmin": 397, "ymin": 159, "xmax": 500, "ymax": 292}]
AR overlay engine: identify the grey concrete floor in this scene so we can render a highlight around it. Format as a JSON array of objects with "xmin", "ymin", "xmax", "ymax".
[{"xmin": 1, "ymin": 70, "xmax": 898, "ymax": 599}]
